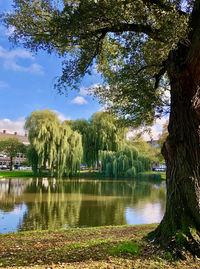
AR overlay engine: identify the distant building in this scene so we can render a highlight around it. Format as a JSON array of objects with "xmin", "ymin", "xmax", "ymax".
[
  {"xmin": 0, "ymin": 130, "xmax": 29, "ymax": 167},
  {"xmin": 0, "ymin": 130, "xmax": 29, "ymax": 146}
]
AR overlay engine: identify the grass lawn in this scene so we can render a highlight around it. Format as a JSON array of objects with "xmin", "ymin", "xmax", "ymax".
[
  {"xmin": 138, "ymin": 171, "xmax": 166, "ymax": 180},
  {"xmin": 0, "ymin": 170, "xmax": 166, "ymax": 181},
  {"xmin": 0, "ymin": 224, "xmax": 199, "ymax": 269},
  {"xmin": 0, "ymin": 170, "xmax": 34, "ymax": 178},
  {"xmin": 0, "ymin": 170, "xmax": 51, "ymax": 178}
]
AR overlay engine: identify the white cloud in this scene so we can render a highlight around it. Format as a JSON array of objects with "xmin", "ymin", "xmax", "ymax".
[
  {"xmin": 127, "ymin": 117, "xmax": 168, "ymax": 141},
  {"xmin": 93, "ymin": 64, "xmax": 99, "ymax": 74},
  {"xmin": 71, "ymin": 96, "xmax": 88, "ymax": 105},
  {"xmin": 79, "ymin": 87, "xmax": 89, "ymax": 96},
  {"xmin": 4, "ymin": 61, "xmax": 44, "ymax": 74},
  {"xmin": 78, "ymin": 83, "xmax": 102, "ymax": 97},
  {"xmin": 0, "ymin": 117, "xmax": 26, "ymax": 135},
  {"xmin": 0, "ymin": 46, "xmax": 33, "ymax": 60},
  {"xmin": 5, "ymin": 26, "xmax": 16, "ymax": 37},
  {"xmin": 90, "ymin": 83, "xmax": 102, "ymax": 90},
  {"xmin": 0, "ymin": 81, "xmax": 8, "ymax": 88},
  {"xmin": 29, "ymin": 63, "xmax": 44, "ymax": 74},
  {"xmin": 0, "ymin": 45, "xmax": 44, "ymax": 75},
  {"xmin": 53, "ymin": 110, "xmax": 71, "ymax": 122}
]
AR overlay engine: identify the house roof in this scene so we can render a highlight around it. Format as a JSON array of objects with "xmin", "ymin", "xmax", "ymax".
[{"xmin": 0, "ymin": 131, "xmax": 29, "ymax": 146}]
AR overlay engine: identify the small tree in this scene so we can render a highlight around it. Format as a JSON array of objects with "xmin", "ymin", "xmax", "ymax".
[{"xmin": 0, "ymin": 138, "xmax": 25, "ymax": 171}]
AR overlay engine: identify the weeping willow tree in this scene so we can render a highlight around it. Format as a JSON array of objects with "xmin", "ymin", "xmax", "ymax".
[
  {"xmin": 56, "ymin": 121, "xmax": 71, "ymax": 178},
  {"xmin": 25, "ymin": 109, "xmax": 60, "ymax": 175},
  {"xmin": 72, "ymin": 112, "xmax": 128, "ymax": 168},
  {"xmin": 71, "ymin": 119, "xmax": 92, "ymax": 167},
  {"xmin": 91, "ymin": 111, "xmax": 127, "ymax": 151},
  {"xmin": 99, "ymin": 143, "xmax": 151, "ymax": 178},
  {"xmin": 26, "ymin": 110, "xmax": 83, "ymax": 177},
  {"xmin": 129, "ymin": 138, "xmax": 163, "ymax": 165},
  {"xmin": 63, "ymin": 122, "xmax": 83, "ymax": 177}
]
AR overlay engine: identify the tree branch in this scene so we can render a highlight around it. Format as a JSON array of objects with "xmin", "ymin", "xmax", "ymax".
[
  {"xmin": 91, "ymin": 23, "xmax": 164, "ymax": 42},
  {"xmin": 142, "ymin": 0, "xmax": 186, "ymax": 16},
  {"xmin": 154, "ymin": 65, "xmax": 167, "ymax": 89},
  {"xmin": 135, "ymin": 64, "xmax": 162, "ymax": 75}
]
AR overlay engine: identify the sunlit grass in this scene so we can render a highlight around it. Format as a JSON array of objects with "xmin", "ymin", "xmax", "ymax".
[{"xmin": 0, "ymin": 170, "xmax": 33, "ymax": 177}]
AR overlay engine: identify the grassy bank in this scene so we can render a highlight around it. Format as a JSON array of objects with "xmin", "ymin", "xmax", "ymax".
[
  {"xmin": 0, "ymin": 225, "xmax": 199, "ymax": 269},
  {"xmin": 0, "ymin": 170, "xmax": 34, "ymax": 178},
  {"xmin": 79, "ymin": 170, "xmax": 166, "ymax": 180},
  {"xmin": 137, "ymin": 171, "xmax": 166, "ymax": 180},
  {"xmin": 0, "ymin": 169, "xmax": 166, "ymax": 180},
  {"xmin": 0, "ymin": 170, "xmax": 101, "ymax": 179}
]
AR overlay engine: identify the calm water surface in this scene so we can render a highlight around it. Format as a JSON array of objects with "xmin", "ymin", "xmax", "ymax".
[{"xmin": 0, "ymin": 177, "xmax": 166, "ymax": 233}]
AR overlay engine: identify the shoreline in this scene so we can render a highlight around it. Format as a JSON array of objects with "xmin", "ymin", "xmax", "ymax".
[{"xmin": 0, "ymin": 170, "xmax": 166, "ymax": 180}]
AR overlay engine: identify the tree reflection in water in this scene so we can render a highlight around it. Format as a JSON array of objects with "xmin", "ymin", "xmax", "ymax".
[{"xmin": 0, "ymin": 177, "xmax": 166, "ymax": 233}]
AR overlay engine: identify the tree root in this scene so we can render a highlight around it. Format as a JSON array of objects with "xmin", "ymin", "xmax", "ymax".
[{"xmin": 145, "ymin": 227, "xmax": 200, "ymax": 260}]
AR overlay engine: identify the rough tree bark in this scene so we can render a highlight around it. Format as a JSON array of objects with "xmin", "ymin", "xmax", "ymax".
[{"xmin": 151, "ymin": 1, "xmax": 200, "ymax": 256}]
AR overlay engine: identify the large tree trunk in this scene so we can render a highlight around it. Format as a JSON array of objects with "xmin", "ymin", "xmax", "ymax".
[{"xmin": 151, "ymin": 3, "xmax": 200, "ymax": 255}]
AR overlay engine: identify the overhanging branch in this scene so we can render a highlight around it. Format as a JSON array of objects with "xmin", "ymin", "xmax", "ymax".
[
  {"xmin": 135, "ymin": 64, "xmax": 163, "ymax": 76},
  {"xmin": 154, "ymin": 65, "xmax": 167, "ymax": 89},
  {"xmin": 91, "ymin": 23, "xmax": 164, "ymax": 42}
]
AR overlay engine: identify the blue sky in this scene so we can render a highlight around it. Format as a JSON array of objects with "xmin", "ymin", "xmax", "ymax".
[
  {"xmin": 0, "ymin": 0, "xmax": 103, "ymax": 134},
  {"xmin": 0, "ymin": 0, "xmax": 167, "ymax": 139}
]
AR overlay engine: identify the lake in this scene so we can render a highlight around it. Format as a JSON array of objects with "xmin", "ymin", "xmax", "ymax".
[{"xmin": 0, "ymin": 176, "xmax": 166, "ymax": 233}]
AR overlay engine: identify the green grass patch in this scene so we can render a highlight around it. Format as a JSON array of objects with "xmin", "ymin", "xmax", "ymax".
[
  {"xmin": 109, "ymin": 239, "xmax": 140, "ymax": 257},
  {"xmin": 138, "ymin": 171, "xmax": 166, "ymax": 180},
  {"xmin": 0, "ymin": 170, "xmax": 51, "ymax": 178},
  {"xmin": 0, "ymin": 170, "xmax": 33, "ymax": 178}
]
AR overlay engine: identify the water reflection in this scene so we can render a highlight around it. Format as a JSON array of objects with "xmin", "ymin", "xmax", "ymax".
[{"xmin": 0, "ymin": 177, "xmax": 166, "ymax": 233}]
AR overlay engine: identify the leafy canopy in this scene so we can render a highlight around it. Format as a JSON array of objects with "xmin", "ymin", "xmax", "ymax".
[
  {"xmin": 25, "ymin": 109, "xmax": 83, "ymax": 177},
  {"xmin": 25, "ymin": 109, "xmax": 60, "ymax": 169},
  {"xmin": 0, "ymin": 137, "xmax": 25, "ymax": 158},
  {"xmin": 3, "ymin": 0, "xmax": 191, "ymax": 126},
  {"xmin": 72, "ymin": 111, "xmax": 128, "ymax": 167}
]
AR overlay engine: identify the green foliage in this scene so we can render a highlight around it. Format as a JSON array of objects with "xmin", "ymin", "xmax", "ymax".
[
  {"xmin": 25, "ymin": 109, "xmax": 83, "ymax": 177},
  {"xmin": 99, "ymin": 143, "xmax": 151, "ymax": 178},
  {"xmin": 125, "ymin": 167, "xmax": 136, "ymax": 178},
  {"xmin": 71, "ymin": 119, "xmax": 94, "ymax": 167},
  {"xmin": 56, "ymin": 121, "xmax": 72, "ymax": 178},
  {"xmin": 65, "ymin": 129, "xmax": 83, "ymax": 176},
  {"xmin": 26, "ymin": 146, "xmax": 39, "ymax": 176},
  {"xmin": 25, "ymin": 109, "xmax": 60, "ymax": 172},
  {"xmin": 2, "ymin": 0, "xmax": 190, "ymax": 125},
  {"xmin": 72, "ymin": 112, "xmax": 128, "ymax": 168},
  {"xmin": 129, "ymin": 136, "xmax": 165, "ymax": 165},
  {"xmin": 0, "ymin": 138, "xmax": 25, "ymax": 157},
  {"xmin": 129, "ymin": 138, "xmax": 160, "ymax": 164},
  {"xmin": 0, "ymin": 138, "xmax": 25, "ymax": 170},
  {"xmin": 24, "ymin": 109, "xmax": 160, "ymax": 178}
]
